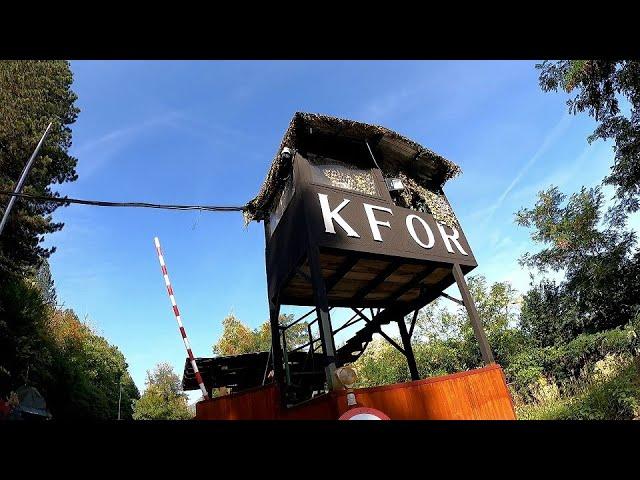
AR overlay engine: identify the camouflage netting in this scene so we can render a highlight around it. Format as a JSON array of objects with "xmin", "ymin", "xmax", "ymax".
[
  {"xmin": 394, "ymin": 172, "xmax": 459, "ymax": 227},
  {"xmin": 243, "ymin": 112, "xmax": 462, "ymax": 228}
]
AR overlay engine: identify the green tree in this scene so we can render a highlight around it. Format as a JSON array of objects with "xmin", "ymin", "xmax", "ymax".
[
  {"xmin": 213, "ymin": 313, "xmax": 270, "ymax": 356},
  {"xmin": 35, "ymin": 308, "xmax": 140, "ymax": 420},
  {"xmin": 0, "ymin": 61, "xmax": 101, "ymax": 416},
  {"xmin": 33, "ymin": 259, "xmax": 57, "ymax": 307},
  {"xmin": 0, "ymin": 60, "xmax": 79, "ymax": 275},
  {"xmin": 354, "ymin": 276, "xmax": 526, "ymax": 388},
  {"xmin": 499, "ymin": 61, "xmax": 640, "ymax": 416},
  {"xmin": 516, "ymin": 186, "xmax": 640, "ymax": 342},
  {"xmin": 0, "ymin": 273, "xmax": 50, "ymax": 394},
  {"xmin": 133, "ymin": 363, "xmax": 192, "ymax": 420},
  {"xmin": 537, "ymin": 60, "xmax": 640, "ymax": 215},
  {"xmin": 212, "ymin": 313, "xmax": 309, "ymax": 356}
]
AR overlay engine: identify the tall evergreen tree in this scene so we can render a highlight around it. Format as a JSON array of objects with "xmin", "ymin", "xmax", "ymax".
[{"xmin": 0, "ymin": 60, "xmax": 79, "ymax": 275}]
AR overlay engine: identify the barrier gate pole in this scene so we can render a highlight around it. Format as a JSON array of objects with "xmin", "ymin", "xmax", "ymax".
[{"xmin": 153, "ymin": 237, "xmax": 209, "ymax": 400}]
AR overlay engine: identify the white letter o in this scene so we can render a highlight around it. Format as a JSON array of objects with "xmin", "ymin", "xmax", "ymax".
[{"xmin": 406, "ymin": 214, "xmax": 435, "ymax": 249}]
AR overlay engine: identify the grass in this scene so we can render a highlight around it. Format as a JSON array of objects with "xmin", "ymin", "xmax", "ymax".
[{"xmin": 516, "ymin": 355, "xmax": 640, "ymax": 420}]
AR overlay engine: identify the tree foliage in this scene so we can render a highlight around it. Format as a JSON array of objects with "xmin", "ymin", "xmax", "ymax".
[
  {"xmin": 537, "ymin": 60, "xmax": 640, "ymax": 215},
  {"xmin": 213, "ymin": 313, "xmax": 271, "ymax": 356},
  {"xmin": 132, "ymin": 363, "xmax": 192, "ymax": 420},
  {"xmin": 351, "ymin": 274, "xmax": 640, "ymax": 419},
  {"xmin": 0, "ymin": 272, "xmax": 140, "ymax": 419},
  {"xmin": 212, "ymin": 312, "xmax": 309, "ymax": 356},
  {"xmin": 0, "ymin": 62, "xmax": 140, "ymax": 420},
  {"xmin": 516, "ymin": 186, "xmax": 640, "ymax": 341},
  {"xmin": 0, "ymin": 60, "xmax": 79, "ymax": 275},
  {"xmin": 354, "ymin": 276, "xmax": 524, "ymax": 388}
]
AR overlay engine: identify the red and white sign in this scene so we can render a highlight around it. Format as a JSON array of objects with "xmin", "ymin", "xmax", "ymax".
[{"xmin": 339, "ymin": 407, "xmax": 390, "ymax": 420}]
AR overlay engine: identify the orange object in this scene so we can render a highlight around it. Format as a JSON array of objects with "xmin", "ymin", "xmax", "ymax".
[{"xmin": 195, "ymin": 364, "xmax": 515, "ymax": 420}]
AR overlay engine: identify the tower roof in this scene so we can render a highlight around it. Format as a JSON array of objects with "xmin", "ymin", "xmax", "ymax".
[{"xmin": 243, "ymin": 112, "xmax": 461, "ymax": 225}]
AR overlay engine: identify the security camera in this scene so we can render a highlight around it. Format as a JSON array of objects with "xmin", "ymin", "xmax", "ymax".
[{"xmin": 281, "ymin": 147, "xmax": 292, "ymax": 160}]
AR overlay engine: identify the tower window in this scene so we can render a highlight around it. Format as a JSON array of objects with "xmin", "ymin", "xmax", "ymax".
[{"xmin": 308, "ymin": 154, "xmax": 378, "ymax": 197}]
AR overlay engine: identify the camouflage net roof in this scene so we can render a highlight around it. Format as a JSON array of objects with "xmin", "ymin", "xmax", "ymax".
[{"xmin": 243, "ymin": 112, "xmax": 462, "ymax": 227}]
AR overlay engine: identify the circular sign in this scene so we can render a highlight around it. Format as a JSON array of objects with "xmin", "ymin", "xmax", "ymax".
[{"xmin": 339, "ymin": 407, "xmax": 390, "ymax": 420}]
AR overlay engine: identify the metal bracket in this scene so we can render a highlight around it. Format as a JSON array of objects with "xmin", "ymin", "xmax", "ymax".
[{"xmin": 440, "ymin": 292, "xmax": 464, "ymax": 306}]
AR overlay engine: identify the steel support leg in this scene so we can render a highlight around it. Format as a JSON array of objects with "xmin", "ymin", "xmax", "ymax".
[
  {"xmin": 452, "ymin": 264, "xmax": 495, "ymax": 364},
  {"xmin": 307, "ymin": 246, "xmax": 337, "ymax": 391},
  {"xmin": 397, "ymin": 315, "xmax": 420, "ymax": 380}
]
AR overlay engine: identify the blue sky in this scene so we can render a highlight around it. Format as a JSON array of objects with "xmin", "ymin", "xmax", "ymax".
[{"xmin": 44, "ymin": 60, "xmax": 630, "ymax": 399}]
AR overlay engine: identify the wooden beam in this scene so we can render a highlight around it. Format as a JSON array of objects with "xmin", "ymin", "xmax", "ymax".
[
  {"xmin": 352, "ymin": 260, "xmax": 402, "ymax": 302},
  {"xmin": 452, "ymin": 263, "xmax": 495, "ymax": 364},
  {"xmin": 440, "ymin": 292, "xmax": 464, "ymax": 306},
  {"xmin": 325, "ymin": 255, "xmax": 360, "ymax": 292},
  {"xmin": 397, "ymin": 315, "xmax": 419, "ymax": 380},
  {"xmin": 332, "ymin": 312, "xmax": 362, "ymax": 336},
  {"xmin": 388, "ymin": 264, "xmax": 437, "ymax": 302},
  {"xmin": 282, "ymin": 307, "xmax": 317, "ymax": 330},
  {"xmin": 408, "ymin": 308, "xmax": 419, "ymax": 338}
]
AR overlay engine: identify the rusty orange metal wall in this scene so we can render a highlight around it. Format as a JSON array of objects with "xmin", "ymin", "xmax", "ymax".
[
  {"xmin": 196, "ymin": 384, "xmax": 280, "ymax": 420},
  {"xmin": 195, "ymin": 364, "xmax": 516, "ymax": 420},
  {"xmin": 333, "ymin": 364, "xmax": 515, "ymax": 420}
]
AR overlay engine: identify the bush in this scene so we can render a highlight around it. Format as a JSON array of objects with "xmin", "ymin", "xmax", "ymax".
[
  {"xmin": 517, "ymin": 355, "xmax": 640, "ymax": 420},
  {"xmin": 506, "ymin": 320, "xmax": 640, "ymax": 400},
  {"xmin": 561, "ymin": 358, "xmax": 640, "ymax": 420}
]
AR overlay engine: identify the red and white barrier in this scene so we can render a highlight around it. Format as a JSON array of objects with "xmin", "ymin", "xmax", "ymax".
[
  {"xmin": 339, "ymin": 407, "xmax": 390, "ymax": 420},
  {"xmin": 154, "ymin": 237, "xmax": 209, "ymax": 400}
]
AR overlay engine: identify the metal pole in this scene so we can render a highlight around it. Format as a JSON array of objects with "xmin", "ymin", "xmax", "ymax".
[
  {"xmin": 307, "ymin": 245, "xmax": 337, "ymax": 391},
  {"xmin": 452, "ymin": 263, "xmax": 495, "ymax": 364},
  {"xmin": 0, "ymin": 122, "xmax": 53, "ymax": 236},
  {"xmin": 282, "ymin": 328, "xmax": 291, "ymax": 386},
  {"xmin": 262, "ymin": 346, "xmax": 272, "ymax": 386},
  {"xmin": 397, "ymin": 316, "xmax": 420, "ymax": 381}
]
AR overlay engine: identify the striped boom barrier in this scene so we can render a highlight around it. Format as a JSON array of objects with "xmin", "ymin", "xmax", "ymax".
[{"xmin": 154, "ymin": 236, "xmax": 209, "ymax": 400}]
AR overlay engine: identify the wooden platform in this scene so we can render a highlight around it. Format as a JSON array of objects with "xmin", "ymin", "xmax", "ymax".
[
  {"xmin": 281, "ymin": 249, "xmax": 459, "ymax": 308},
  {"xmin": 194, "ymin": 364, "xmax": 516, "ymax": 420}
]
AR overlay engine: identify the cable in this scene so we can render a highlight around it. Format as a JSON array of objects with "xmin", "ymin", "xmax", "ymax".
[
  {"xmin": 0, "ymin": 190, "xmax": 245, "ymax": 213},
  {"xmin": 364, "ymin": 140, "xmax": 382, "ymax": 171}
]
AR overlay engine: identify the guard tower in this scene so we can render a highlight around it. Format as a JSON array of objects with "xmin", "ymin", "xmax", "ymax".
[{"xmin": 241, "ymin": 112, "xmax": 496, "ymax": 407}]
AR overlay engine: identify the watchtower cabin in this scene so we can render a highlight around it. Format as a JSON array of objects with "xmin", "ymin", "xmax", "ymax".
[{"xmin": 185, "ymin": 112, "xmax": 515, "ymax": 420}]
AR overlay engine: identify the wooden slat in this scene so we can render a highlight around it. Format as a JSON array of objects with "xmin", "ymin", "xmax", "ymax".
[
  {"xmin": 325, "ymin": 255, "xmax": 361, "ymax": 292},
  {"xmin": 387, "ymin": 265, "xmax": 438, "ymax": 302},
  {"xmin": 350, "ymin": 258, "xmax": 392, "ymax": 273},
  {"xmin": 195, "ymin": 365, "xmax": 516, "ymax": 420},
  {"xmin": 424, "ymin": 267, "xmax": 450, "ymax": 285},
  {"xmin": 352, "ymin": 260, "xmax": 402, "ymax": 302}
]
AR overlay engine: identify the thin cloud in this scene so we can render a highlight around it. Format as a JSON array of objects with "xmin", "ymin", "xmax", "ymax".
[
  {"xmin": 484, "ymin": 112, "xmax": 573, "ymax": 221},
  {"xmin": 359, "ymin": 61, "xmax": 530, "ymax": 124},
  {"xmin": 74, "ymin": 111, "xmax": 182, "ymax": 155},
  {"xmin": 362, "ymin": 86, "xmax": 421, "ymax": 122},
  {"xmin": 73, "ymin": 111, "xmax": 183, "ymax": 178},
  {"xmin": 510, "ymin": 141, "xmax": 598, "ymax": 202}
]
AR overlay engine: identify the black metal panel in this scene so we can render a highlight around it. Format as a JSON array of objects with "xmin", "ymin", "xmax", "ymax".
[
  {"xmin": 182, "ymin": 350, "xmax": 329, "ymax": 393},
  {"xmin": 301, "ymin": 183, "xmax": 477, "ymax": 268},
  {"xmin": 264, "ymin": 154, "xmax": 310, "ymax": 302}
]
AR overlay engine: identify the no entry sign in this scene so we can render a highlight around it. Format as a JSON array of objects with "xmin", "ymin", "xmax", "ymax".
[{"xmin": 339, "ymin": 407, "xmax": 390, "ymax": 420}]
